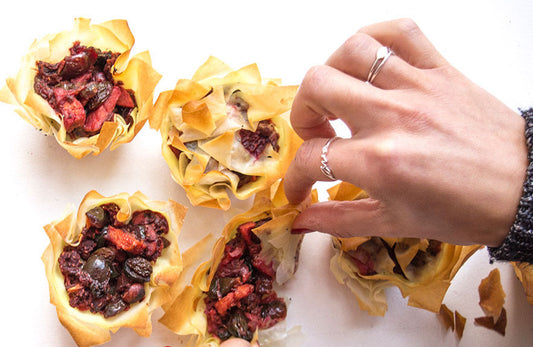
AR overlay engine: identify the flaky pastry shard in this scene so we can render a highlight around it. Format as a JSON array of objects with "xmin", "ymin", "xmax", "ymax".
[
  {"xmin": 0, "ymin": 18, "xmax": 161, "ymax": 158},
  {"xmin": 474, "ymin": 268, "xmax": 507, "ymax": 336},
  {"xmin": 327, "ymin": 182, "xmax": 481, "ymax": 316},
  {"xmin": 42, "ymin": 191, "xmax": 187, "ymax": 347},
  {"xmin": 159, "ymin": 185, "xmax": 316, "ymax": 346},
  {"xmin": 151, "ymin": 56, "xmax": 302, "ymax": 210},
  {"xmin": 478, "ymin": 268, "xmax": 506, "ymax": 318},
  {"xmin": 512, "ymin": 261, "xmax": 533, "ymax": 305}
]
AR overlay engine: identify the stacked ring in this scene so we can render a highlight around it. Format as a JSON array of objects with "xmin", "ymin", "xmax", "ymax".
[{"xmin": 366, "ymin": 46, "xmax": 393, "ymax": 84}]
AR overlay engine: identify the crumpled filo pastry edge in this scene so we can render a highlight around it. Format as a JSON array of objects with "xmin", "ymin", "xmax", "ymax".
[
  {"xmin": 327, "ymin": 182, "xmax": 482, "ymax": 316},
  {"xmin": 0, "ymin": 18, "xmax": 161, "ymax": 158},
  {"xmin": 151, "ymin": 56, "xmax": 302, "ymax": 210},
  {"xmin": 42, "ymin": 190, "xmax": 187, "ymax": 347},
  {"xmin": 158, "ymin": 186, "xmax": 316, "ymax": 346}
]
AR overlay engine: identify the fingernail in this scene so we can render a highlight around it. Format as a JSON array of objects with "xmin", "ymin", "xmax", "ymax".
[{"xmin": 291, "ymin": 228, "xmax": 313, "ymax": 234}]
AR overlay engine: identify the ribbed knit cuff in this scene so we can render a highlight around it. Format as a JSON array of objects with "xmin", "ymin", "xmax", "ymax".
[{"xmin": 489, "ymin": 108, "xmax": 533, "ymax": 263}]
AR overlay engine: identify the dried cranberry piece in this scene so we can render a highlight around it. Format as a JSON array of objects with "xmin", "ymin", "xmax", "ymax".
[
  {"xmin": 116, "ymin": 87, "xmax": 135, "ymax": 108},
  {"xmin": 238, "ymin": 120, "xmax": 280, "ymax": 159},
  {"xmin": 131, "ymin": 210, "xmax": 169, "ymax": 235},
  {"xmin": 105, "ymin": 226, "xmax": 146, "ymax": 254},
  {"xmin": 122, "ymin": 283, "xmax": 145, "ymax": 303},
  {"xmin": 60, "ymin": 48, "xmax": 97, "ymax": 79}
]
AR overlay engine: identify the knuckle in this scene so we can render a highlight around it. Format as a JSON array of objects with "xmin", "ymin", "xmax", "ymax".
[
  {"xmin": 363, "ymin": 135, "xmax": 403, "ymax": 175},
  {"xmin": 300, "ymin": 65, "xmax": 330, "ymax": 98},
  {"xmin": 395, "ymin": 18, "xmax": 422, "ymax": 39},
  {"xmin": 342, "ymin": 33, "xmax": 373, "ymax": 56}
]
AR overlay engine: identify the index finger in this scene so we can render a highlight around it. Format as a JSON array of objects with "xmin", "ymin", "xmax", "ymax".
[
  {"xmin": 290, "ymin": 64, "xmax": 388, "ymax": 140},
  {"xmin": 289, "ymin": 66, "xmax": 337, "ymax": 141},
  {"xmin": 284, "ymin": 137, "xmax": 370, "ymax": 204}
]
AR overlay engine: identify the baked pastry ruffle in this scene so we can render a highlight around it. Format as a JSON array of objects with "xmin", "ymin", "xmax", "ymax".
[
  {"xmin": 327, "ymin": 182, "xmax": 481, "ymax": 316},
  {"xmin": 151, "ymin": 56, "xmax": 302, "ymax": 210},
  {"xmin": 159, "ymin": 186, "xmax": 315, "ymax": 345},
  {"xmin": 42, "ymin": 191, "xmax": 186, "ymax": 346},
  {"xmin": 0, "ymin": 18, "xmax": 161, "ymax": 158}
]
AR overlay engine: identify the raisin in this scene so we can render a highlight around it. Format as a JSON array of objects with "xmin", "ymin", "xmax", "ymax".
[
  {"xmin": 227, "ymin": 310, "xmax": 253, "ymax": 341},
  {"xmin": 86, "ymin": 206, "xmax": 109, "ymax": 228},
  {"xmin": 124, "ymin": 257, "xmax": 153, "ymax": 282},
  {"xmin": 261, "ymin": 300, "xmax": 287, "ymax": 320},
  {"xmin": 85, "ymin": 81, "xmax": 113, "ymax": 111},
  {"xmin": 91, "ymin": 247, "xmax": 116, "ymax": 262},
  {"xmin": 104, "ymin": 298, "xmax": 127, "ymax": 318},
  {"xmin": 208, "ymin": 277, "xmax": 237, "ymax": 300},
  {"xmin": 82, "ymin": 254, "xmax": 111, "ymax": 283}
]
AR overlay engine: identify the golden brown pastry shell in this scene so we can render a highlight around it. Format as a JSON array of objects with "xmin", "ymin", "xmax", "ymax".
[
  {"xmin": 0, "ymin": 18, "xmax": 161, "ymax": 158},
  {"xmin": 42, "ymin": 191, "xmax": 187, "ymax": 346},
  {"xmin": 151, "ymin": 56, "xmax": 302, "ymax": 210},
  {"xmin": 158, "ymin": 186, "xmax": 316, "ymax": 346},
  {"xmin": 327, "ymin": 182, "xmax": 481, "ymax": 316}
]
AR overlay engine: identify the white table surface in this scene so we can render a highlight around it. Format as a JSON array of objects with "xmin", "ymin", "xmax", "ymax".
[{"xmin": 1, "ymin": 1, "xmax": 533, "ymax": 346}]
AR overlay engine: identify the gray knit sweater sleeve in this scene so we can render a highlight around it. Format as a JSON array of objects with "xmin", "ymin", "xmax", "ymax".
[{"xmin": 489, "ymin": 108, "xmax": 533, "ymax": 263}]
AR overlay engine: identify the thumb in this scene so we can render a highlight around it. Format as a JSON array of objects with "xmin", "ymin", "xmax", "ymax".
[{"xmin": 291, "ymin": 199, "xmax": 383, "ymax": 238}]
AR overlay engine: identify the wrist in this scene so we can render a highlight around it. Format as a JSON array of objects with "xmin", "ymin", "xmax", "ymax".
[{"xmin": 489, "ymin": 108, "xmax": 533, "ymax": 262}]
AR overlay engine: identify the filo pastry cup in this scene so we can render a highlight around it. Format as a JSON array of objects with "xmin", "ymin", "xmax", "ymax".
[
  {"xmin": 327, "ymin": 182, "xmax": 482, "ymax": 316},
  {"xmin": 0, "ymin": 18, "xmax": 161, "ymax": 158},
  {"xmin": 151, "ymin": 56, "xmax": 302, "ymax": 210},
  {"xmin": 42, "ymin": 191, "xmax": 187, "ymax": 347},
  {"xmin": 159, "ymin": 185, "xmax": 316, "ymax": 346}
]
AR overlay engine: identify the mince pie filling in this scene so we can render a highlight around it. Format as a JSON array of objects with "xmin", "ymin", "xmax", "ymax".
[
  {"xmin": 204, "ymin": 219, "xmax": 286, "ymax": 341},
  {"xmin": 34, "ymin": 41, "xmax": 136, "ymax": 139},
  {"xmin": 348, "ymin": 237, "xmax": 443, "ymax": 279},
  {"xmin": 58, "ymin": 203, "xmax": 170, "ymax": 318}
]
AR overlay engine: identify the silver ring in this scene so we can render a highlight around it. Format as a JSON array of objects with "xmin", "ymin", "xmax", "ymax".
[
  {"xmin": 320, "ymin": 137, "xmax": 340, "ymax": 181},
  {"xmin": 366, "ymin": 46, "xmax": 393, "ymax": 84}
]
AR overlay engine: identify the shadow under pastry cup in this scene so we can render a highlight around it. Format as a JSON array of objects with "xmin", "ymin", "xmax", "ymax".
[
  {"xmin": 42, "ymin": 191, "xmax": 187, "ymax": 347},
  {"xmin": 151, "ymin": 56, "xmax": 302, "ymax": 210},
  {"xmin": 159, "ymin": 186, "xmax": 316, "ymax": 346},
  {"xmin": 0, "ymin": 18, "xmax": 161, "ymax": 158},
  {"xmin": 327, "ymin": 182, "xmax": 482, "ymax": 316}
]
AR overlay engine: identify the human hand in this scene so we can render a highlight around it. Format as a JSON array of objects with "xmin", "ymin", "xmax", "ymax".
[
  {"xmin": 219, "ymin": 338, "xmax": 258, "ymax": 347},
  {"xmin": 284, "ymin": 18, "xmax": 528, "ymax": 247}
]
